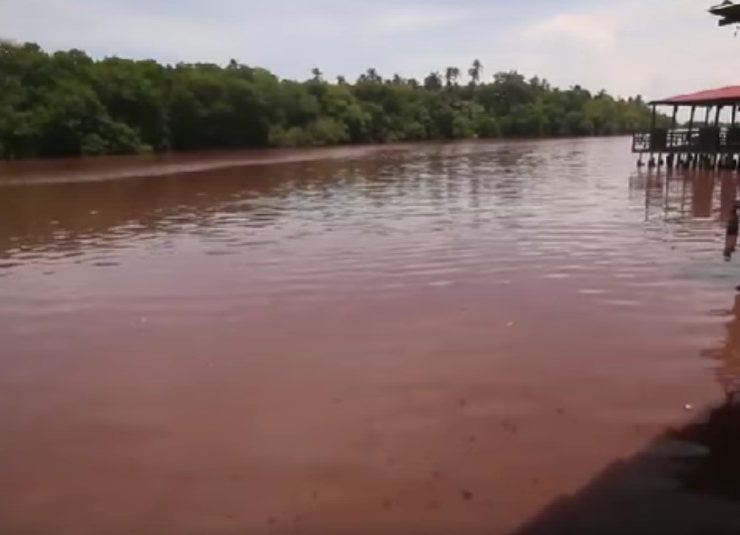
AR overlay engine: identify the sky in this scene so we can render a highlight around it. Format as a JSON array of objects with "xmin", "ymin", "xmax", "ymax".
[{"xmin": 1, "ymin": 0, "xmax": 738, "ymax": 100}]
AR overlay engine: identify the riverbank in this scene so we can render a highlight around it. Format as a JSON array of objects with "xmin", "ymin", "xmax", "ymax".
[{"xmin": 0, "ymin": 145, "xmax": 385, "ymax": 185}]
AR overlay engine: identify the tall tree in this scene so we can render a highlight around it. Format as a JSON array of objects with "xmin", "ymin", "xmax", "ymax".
[
  {"xmin": 445, "ymin": 67, "xmax": 461, "ymax": 88},
  {"xmin": 424, "ymin": 72, "xmax": 443, "ymax": 91},
  {"xmin": 468, "ymin": 59, "xmax": 483, "ymax": 86},
  {"xmin": 364, "ymin": 68, "xmax": 382, "ymax": 83},
  {"xmin": 0, "ymin": 41, "xmax": 660, "ymax": 158}
]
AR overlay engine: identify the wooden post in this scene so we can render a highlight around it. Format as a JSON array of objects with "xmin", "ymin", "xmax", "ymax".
[
  {"xmin": 700, "ymin": 106, "xmax": 712, "ymax": 169},
  {"xmin": 648, "ymin": 104, "xmax": 658, "ymax": 168},
  {"xmin": 670, "ymin": 105, "xmax": 678, "ymax": 167},
  {"xmin": 734, "ymin": 106, "xmax": 739, "ymax": 171},
  {"xmin": 714, "ymin": 105, "xmax": 722, "ymax": 168},
  {"xmin": 705, "ymin": 106, "xmax": 712, "ymax": 168},
  {"xmin": 687, "ymin": 105, "xmax": 696, "ymax": 169}
]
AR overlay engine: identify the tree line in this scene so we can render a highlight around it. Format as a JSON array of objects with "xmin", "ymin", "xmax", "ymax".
[{"xmin": 0, "ymin": 41, "xmax": 657, "ymax": 159}]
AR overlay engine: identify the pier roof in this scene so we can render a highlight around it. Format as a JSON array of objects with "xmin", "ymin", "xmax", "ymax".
[{"xmin": 650, "ymin": 86, "xmax": 740, "ymax": 107}]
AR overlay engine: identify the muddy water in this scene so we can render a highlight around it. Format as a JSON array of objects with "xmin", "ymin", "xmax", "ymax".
[{"xmin": 2, "ymin": 138, "xmax": 740, "ymax": 534}]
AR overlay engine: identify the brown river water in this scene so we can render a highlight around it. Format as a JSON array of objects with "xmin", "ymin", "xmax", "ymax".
[{"xmin": 2, "ymin": 138, "xmax": 740, "ymax": 534}]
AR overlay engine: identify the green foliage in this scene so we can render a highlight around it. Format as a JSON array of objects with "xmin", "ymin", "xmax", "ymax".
[{"xmin": 0, "ymin": 41, "xmax": 658, "ymax": 159}]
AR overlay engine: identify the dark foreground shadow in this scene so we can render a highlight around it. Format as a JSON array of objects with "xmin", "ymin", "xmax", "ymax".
[
  {"xmin": 517, "ymin": 298, "xmax": 740, "ymax": 535},
  {"xmin": 516, "ymin": 396, "xmax": 740, "ymax": 535}
]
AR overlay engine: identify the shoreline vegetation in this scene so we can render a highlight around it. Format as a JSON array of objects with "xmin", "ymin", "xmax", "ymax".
[{"xmin": 1, "ymin": 41, "xmax": 660, "ymax": 160}]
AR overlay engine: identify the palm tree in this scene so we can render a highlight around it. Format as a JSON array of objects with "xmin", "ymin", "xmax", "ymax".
[
  {"xmin": 336, "ymin": 75, "xmax": 347, "ymax": 85},
  {"xmin": 468, "ymin": 59, "xmax": 483, "ymax": 86},
  {"xmin": 366, "ymin": 68, "xmax": 382, "ymax": 83},
  {"xmin": 424, "ymin": 72, "xmax": 443, "ymax": 91},
  {"xmin": 445, "ymin": 66, "xmax": 461, "ymax": 88},
  {"xmin": 311, "ymin": 67, "xmax": 323, "ymax": 82}
]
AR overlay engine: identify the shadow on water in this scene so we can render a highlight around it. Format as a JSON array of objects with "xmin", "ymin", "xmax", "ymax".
[
  {"xmin": 515, "ymin": 392, "xmax": 740, "ymax": 534},
  {"xmin": 517, "ymin": 172, "xmax": 740, "ymax": 535}
]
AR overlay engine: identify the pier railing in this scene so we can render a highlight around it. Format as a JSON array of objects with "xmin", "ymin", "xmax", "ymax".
[{"xmin": 632, "ymin": 127, "xmax": 740, "ymax": 154}]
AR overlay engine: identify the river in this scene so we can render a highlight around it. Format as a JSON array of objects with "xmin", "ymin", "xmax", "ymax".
[{"xmin": 2, "ymin": 138, "xmax": 740, "ymax": 534}]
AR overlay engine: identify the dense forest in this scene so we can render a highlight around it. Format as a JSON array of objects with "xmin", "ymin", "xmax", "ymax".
[{"xmin": 0, "ymin": 41, "xmax": 658, "ymax": 159}]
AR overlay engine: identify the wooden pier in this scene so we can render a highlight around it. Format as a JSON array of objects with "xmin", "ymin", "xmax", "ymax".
[{"xmin": 632, "ymin": 86, "xmax": 740, "ymax": 170}]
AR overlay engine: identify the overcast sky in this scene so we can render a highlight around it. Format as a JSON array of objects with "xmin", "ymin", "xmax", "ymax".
[{"xmin": 1, "ymin": 0, "xmax": 738, "ymax": 100}]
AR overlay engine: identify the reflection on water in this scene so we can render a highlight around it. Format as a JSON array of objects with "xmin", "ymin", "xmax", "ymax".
[
  {"xmin": 637, "ymin": 167, "xmax": 738, "ymax": 223},
  {"xmin": 705, "ymin": 295, "xmax": 740, "ymax": 395},
  {"xmin": 2, "ymin": 138, "xmax": 740, "ymax": 534}
]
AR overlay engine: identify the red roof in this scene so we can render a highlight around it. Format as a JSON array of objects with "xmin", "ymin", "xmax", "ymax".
[{"xmin": 652, "ymin": 85, "xmax": 740, "ymax": 106}]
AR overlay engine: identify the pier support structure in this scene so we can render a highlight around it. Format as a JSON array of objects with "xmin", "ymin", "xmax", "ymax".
[{"xmin": 632, "ymin": 86, "xmax": 740, "ymax": 171}]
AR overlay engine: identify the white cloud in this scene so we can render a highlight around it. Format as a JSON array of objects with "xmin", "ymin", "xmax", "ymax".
[
  {"xmin": 523, "ymin": 12, "xmax": 617, "ymax": 48},
  {"xmin": 0, "ymin": 0, "xmax": 233, "ymax": 59},
  {"xmin": 507, "ymin": 0, "xmax": 740, "ymax": 99},
  {"xmin": 373, "ymin": 6, "xmax": 469, "ymax": 32}
]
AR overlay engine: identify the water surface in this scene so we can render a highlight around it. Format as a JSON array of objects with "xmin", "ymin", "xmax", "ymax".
[{"xmin": 2, "ymin": 138, "xmax": 740, "ymax": 534}]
